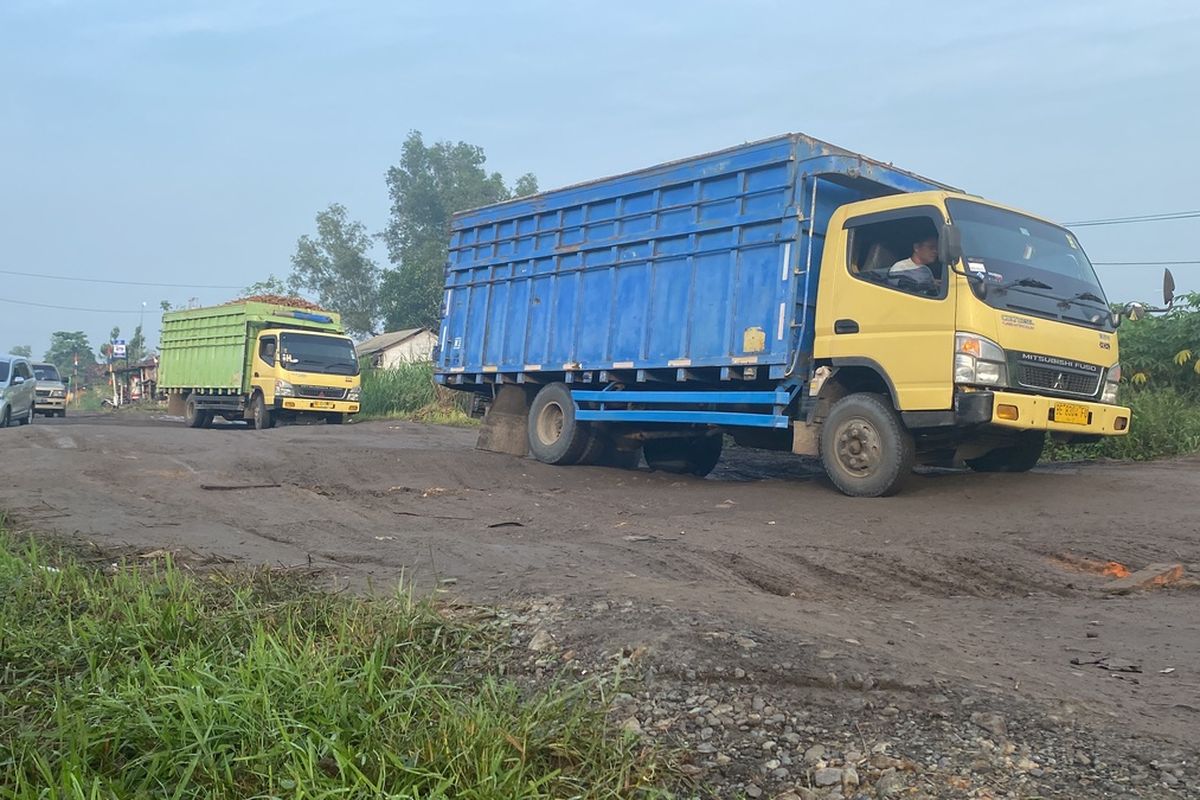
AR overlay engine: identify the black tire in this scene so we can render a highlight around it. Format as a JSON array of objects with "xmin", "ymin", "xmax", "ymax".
[
  {"xmin": 819, "ymin": 392, "xmax": 914, "ymax": 497},
  {"xmin": 325, "ymin": 413, "xmax": 345, "ymax": 425},
  {"xmin": 574, "ymin": 426, "xmax": 609, "ymax": 466},
  {"xmin": 0, "ymin": 408, "xmax": 9, "ymax": 428},
  {"xmin": 966, "ymin": 432, "xmax": 1045, "ymax": 473},
  {"xmin": 249, "ymin": 394, "xmax": 275, "ymax": 430},
  {"xmin": 643, "ymin": 434, "xmax": 723, "ymax": 477},
  {"xmin": 59, "ymin": 409, "xmax": 67, "ymax": 418},
  {"xmin": 21, "ymin": 405, "xmax": 33, "ymax": 425},
  {"xmin": 527, "ymin": 383, "xmax": 592, "ymax": 465},
  {"xmin": 184, "ymin": 395, "xmax": 208, "ymax": 429},
  {"xmin": 599, "ymin": 441, "xmax": 643, "ymax": 470}
]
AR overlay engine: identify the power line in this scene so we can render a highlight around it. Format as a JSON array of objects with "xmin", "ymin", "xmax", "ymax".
[
  {"xmin": 1064, "ymin": 210, "xmax": 1200, "ymax": 227},
  {"xmin": 0, "ymin": 268, "xmax": 242, "ymax": 289},
  {"xmin": 1093, "ymin": 260, "xmax": 1200, "ymax": 266},
  {"xmin": 0, "ymin": 296, "xmax": 145, "ymax": 314}
]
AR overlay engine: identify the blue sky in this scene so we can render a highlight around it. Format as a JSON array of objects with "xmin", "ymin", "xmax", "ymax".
[{"xmin": 2, "ymin": 0, "xmax": 1198, "ymax": 357}]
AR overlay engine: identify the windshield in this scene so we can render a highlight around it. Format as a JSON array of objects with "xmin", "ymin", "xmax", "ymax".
[
  {"xmin": 947, "ymin": 199, "xmax": 1113, "ymax": 331},
  {"xmin": 33, "ymin": 364, "xmax": 61, "ymax": 382},
  {"xmin": 279, "ymin": 332, "xmax": 359, "ymax": 375},
  {"xmin": 0, "ymin": 363, "xmax": 8, "ymax": 383}
]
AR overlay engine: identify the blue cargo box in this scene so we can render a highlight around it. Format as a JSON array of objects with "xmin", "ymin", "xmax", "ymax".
[{"xmin": 436, "ymin": 133, "xmax": 954, "ymax": 387}]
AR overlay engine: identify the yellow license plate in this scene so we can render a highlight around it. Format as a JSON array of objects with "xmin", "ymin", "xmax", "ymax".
[
  {"xmin": 1053, "ymin": 402, "xmax": 1089, "ymax": 426},
  {"xmin": 310, "ymin": 401, "xmax": 335, "ymax": 410}
]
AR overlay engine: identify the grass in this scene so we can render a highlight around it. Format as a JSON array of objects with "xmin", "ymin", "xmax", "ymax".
[
  {"xmin": 358, "ymin": 363, "xmax": 477, "ymax": 425},
  {"xmin": 1044, "ymin": 386, "xmax": 1200, "ymax": 462},
  {"xmin": 0, "ymin": 532, "xmax": 666, "ymax": 799}
]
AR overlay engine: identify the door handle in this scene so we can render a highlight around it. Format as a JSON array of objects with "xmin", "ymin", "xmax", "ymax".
[
  {"xmin": 253, "ymin": 372, "xmax": 260, "ymax": 378},
  {"xmin": 834, "ymin": 319, "xmax": 860, "ymax": 334}
]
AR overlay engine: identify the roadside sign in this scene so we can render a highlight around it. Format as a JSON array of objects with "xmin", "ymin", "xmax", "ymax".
[{"xmin": 112, "ymin": 340, "xmax": 127, "ymax": 358}]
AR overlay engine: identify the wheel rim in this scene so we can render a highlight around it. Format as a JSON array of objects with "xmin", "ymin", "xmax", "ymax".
[
  {"xmin": 834, "ymin": 417, "xmax": 881, "ymax": 477},
  {"xmin": 535, "ymin": 401, "xmax": 565, "ymax": 445}
]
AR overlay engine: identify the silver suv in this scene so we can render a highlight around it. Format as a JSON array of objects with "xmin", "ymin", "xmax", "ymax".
[
  {"xmin": 0, "ymin": 355, "xmax": 36, "ymax": 427},
  {"xmin": 32, "ymin": 362, "xmax": 68, "ymax": 417}
]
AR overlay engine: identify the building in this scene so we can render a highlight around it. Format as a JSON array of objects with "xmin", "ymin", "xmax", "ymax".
[
  {"xmin": 355, "ymin": 328, "xmax": 438, "ymax": 368},
  {"xmin": 109, "ymin": 355, "xmax": 160, "ymax": 404}
]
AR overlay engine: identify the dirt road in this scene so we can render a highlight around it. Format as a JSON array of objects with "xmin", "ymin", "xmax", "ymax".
[{"xmin": 4, "ymin": 411, "xmax": 1198, "ymax": 797}]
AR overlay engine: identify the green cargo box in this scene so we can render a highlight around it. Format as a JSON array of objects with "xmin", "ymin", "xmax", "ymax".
[{"xmin": 159, "ymin": 302, "xmax": 345, "ymax": 393}]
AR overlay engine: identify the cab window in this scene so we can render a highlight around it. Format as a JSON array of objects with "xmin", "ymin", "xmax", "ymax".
[
  {"xmin": 259, "ymin": 337, "xmax": 277, "ymax": 367},
  {"xmin": 846, "ymin": 209, "xmax": 947, "ymax": 300}
]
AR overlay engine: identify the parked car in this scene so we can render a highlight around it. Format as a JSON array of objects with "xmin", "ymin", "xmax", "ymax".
[
  {"xmin": 32, "ymin": 362, "xmax": 68, "ymax": 417},
  {"xmin": 0, "ymin": 355, "xmax": 36, "ymax": 427}
]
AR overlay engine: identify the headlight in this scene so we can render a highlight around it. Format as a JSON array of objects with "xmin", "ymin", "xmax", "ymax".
[
  {"xmin": 51, "ymin": 389, "xmax": 66, "ymax": 398},
  {"xmin": 346, "ymin": 387, "xmax": 361, "ymax": 401},
  {"xmin": 274, "ymin": 379, "xmax": 296, "ymax": 397},
  {"xmin": 1101, "ymin": 364, "xmax": 1120, "ymax": 404},
  {"xmin": 954, "ymin": 333, "xmax": 1008, "ymax": 387}
]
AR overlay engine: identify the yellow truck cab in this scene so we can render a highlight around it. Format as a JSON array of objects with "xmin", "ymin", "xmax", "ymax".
[
  {"xmin": 807, "ymin": 190, "xmax": 1129, "ymax": 492},
  {"xmin": 159, "ymin": 301, "xmax": 361, "ymax": 429}
]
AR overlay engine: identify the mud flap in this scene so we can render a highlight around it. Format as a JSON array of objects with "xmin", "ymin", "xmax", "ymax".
[
  {"xmin": 167, "ymin": 392, "xmax": 186, "ymax": 416},
  {"xmin": 475, "ymin": 385, "xmax": 531, "ymax": 456}
]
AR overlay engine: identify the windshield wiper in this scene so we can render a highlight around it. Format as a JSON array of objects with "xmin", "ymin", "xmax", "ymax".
[
  {"xmin": 1058, "ymin": 291, "xmax": 1106, "ymax": 309},
  {"xmin": 996, "ymin": 277, "xmax": 1054, "ymax": 292}
]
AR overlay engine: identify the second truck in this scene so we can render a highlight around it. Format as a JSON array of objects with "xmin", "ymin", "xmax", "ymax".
[
  {"xmin": 158, "ymin": 300, "xmax": 361, "ymax": 429},
  {"xmin": 434, "ymin": 133, "xmax": 1150, "ymax": 497}
]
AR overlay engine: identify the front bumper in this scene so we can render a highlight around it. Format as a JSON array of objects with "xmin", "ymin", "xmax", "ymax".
[
  {"xmin": 36, "ymin": 397, "xmax": 67, "ymax": 412},
  {"xmin": 956, "ymin": 390, "xmax": 1129, "ymax": 436},
  {"xmin": 273, "ymin": 398, "xmax": 359, "ymax": 415}
]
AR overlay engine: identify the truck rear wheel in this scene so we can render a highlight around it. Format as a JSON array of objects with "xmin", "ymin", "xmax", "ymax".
[
  {"xmin": 966, "ymin": 432, "xmax": 1044, "ymax": 473},
  {"xmin": 527, "ymin": 383, "xmax": 592, "ymax": 465},
  {"xmin": 184, "ymin": 395, "xmax": 210, "ymax": 429},
  {"xmin": 819, "ymin": 392, "xmax": 914, "ymax": 497},
  {"xmin": 643, "ymin": 434, "xmax": 723, "ymax": 477},
  {"xmin": 250, "ymin": 394, "xmax": 275, "ymax": 430}
]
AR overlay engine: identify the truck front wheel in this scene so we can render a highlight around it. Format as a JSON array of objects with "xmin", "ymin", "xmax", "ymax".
[
  {"xmin": 527, "ymin": 383, "xmax": 591, "ymax": 465},
  {"xmin": 250, "ymin": 394, "xmax": 275, "ymax": 430},
  {"xmin": 819, "ymin": 393, "xmax": 914, "ymax": 497},
  {"xmin": 965, "ymin": 432, "xmax": 1044, "ymax": 473}
]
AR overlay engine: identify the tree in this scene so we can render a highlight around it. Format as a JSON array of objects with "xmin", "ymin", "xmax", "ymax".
[
  {"xmin": 128, "ymin": 324, "xmax": 147, "ymax": 363},
  {"xmin": 44, "ymin": 332, "xmax": 97, "ymax": 380},
  {"xmin": 243, "ymin": 274, "xmax": 291, "ymax": 297},
  {"xmin": 381, "ymin": 131, "xmax": 537, "ymax": 330},
  {"xmin": 8, "ymin": 345, "xmax": 31, "ymax": 358},
  {"xmin": 290, "ymin": 203, "xmax": 381, "ymax": 338}
]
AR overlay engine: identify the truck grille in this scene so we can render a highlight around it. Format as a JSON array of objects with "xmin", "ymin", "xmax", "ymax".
[
  {"xmin": 1012, "ymin": 352, "xmax": 1102, "ymax": 398},
  {"xmin": 296, "ymin": 385, "xmax": 347, "ymax": 400}
]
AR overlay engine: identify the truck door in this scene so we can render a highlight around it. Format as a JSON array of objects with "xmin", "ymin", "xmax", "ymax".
[
  {"xmin": 817, "ymin": 206, "xmax": 956, "ymax": 411},
  {"xmin": 254, "ymin": 335, "xmax": 278, "ymax": 401}
]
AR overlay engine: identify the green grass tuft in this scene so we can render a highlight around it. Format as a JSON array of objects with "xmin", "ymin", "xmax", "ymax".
[
  {"xmin": 1045, "ymin": 386, "xmax": 1200, "ymax": 462},
  {"xmin": 357, "ymin": 364, "xmax": 477, "ymax": 425},
  {"xmin": 0, "ymin": 534, "xmax": 666, "ymax": 799}
]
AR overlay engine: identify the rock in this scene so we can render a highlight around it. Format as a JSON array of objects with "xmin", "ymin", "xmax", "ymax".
[
  {"xmin": 527, "ymin": 629, "xmax": 555, "ymax": 652},
  {"xmin": 969, "ymin": 711, "xmax": 1008, "ymax": 741},
  {"xmin": 620, "ymin": 716, "xmax": 644, "ymax": 736},
  {"xmin": 735, "ymin": 635, "xmax": 759, "ymax": 650},
  {"xmin": 875, "ymin": 772, "xmax": 907, "ymax": 798},
  {"xmin": 744, "ymin": 784, "xmax": 763, "ymax": 798},
  {"xmin": 880, "ymin": 705, "xmax": 900, "ymax": 717},
  {"xmin": 843, "ymin": 766, "xmax": 860, "ymax": 788},
  {"xmin": 815, "ymin": 767, "xmax": 843, "ymax": 787},
  {"xmin": 1016, "ymin": 757, "xmax": 1039, "ymax": 771},
  {"xmin": 805, "ymin": 744, "xmax": 827, "ymax": 764}
]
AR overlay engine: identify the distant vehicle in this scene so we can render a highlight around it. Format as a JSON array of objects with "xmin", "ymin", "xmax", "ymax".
[
  {"xmin": 158, "ymin": 300, "xmax": 362, "ymax": 429},
  {"xmin": 0, "ymin": 355, "xmax": 37, "ymax": 427},
  {"xmin": 32, "ymin": 362, "xmax": 68, "ymax": 417}
]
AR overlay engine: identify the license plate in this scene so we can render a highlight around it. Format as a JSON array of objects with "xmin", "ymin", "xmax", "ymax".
[
  {"xmin": 1053, "ymin": 402, "xmax": 1089, "ymax": 426},
  {"xmin": 310, "ymin": 401, "xmax": 335, "ymax": 410}
]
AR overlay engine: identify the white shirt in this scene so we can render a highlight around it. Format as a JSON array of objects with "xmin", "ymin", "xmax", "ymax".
[{"xmin": 889, "ymin": 257, "xmax": 935, "ymax": 287}]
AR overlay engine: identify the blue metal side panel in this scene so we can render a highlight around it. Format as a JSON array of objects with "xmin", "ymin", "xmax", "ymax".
[{"xmin": 437, "ymin": 132, "xmax": 955, "ymax": 378}]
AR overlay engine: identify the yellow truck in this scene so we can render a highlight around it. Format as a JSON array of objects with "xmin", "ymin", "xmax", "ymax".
[
  {"xmin": 436, "ymin": 134, "xmax": 1152, "ymax": 496},
  {"xmin": 159, "ymin": 301, "xmax": 360, "ymax": 429}
]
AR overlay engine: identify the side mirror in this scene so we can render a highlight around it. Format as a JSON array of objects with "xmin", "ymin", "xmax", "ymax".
[
  {"xmin": 63, "ymin": 376, "xmax": 70, "ymax": 386},
  {"xmin": 1123, "ymin": 302, "xmax": 1146, "ymax": 322},
  {"xmin": 12, "ymin": 376, "xmax": 24, "ymax": 385},
  {"xmin": 939, "ymin": 223, "xmax": 963, "ymax": 266},
  {"xmin": 1163, "ymin": 268, "xmax": 1176, "ymax": 308}
]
